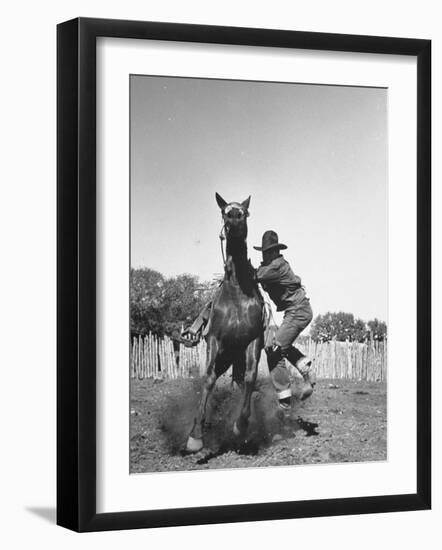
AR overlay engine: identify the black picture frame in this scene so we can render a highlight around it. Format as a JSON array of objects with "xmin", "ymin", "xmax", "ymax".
[{"xmin": 57, "ymin": 17, "xmax": 431, "ymax": 532}]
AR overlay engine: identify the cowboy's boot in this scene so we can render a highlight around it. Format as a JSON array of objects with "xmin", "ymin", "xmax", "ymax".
[
  {"xmin": 265, "ymin": 346, "xmax": 294, "ymax": 411},
  {"xmin": 264, "ymin": 345, "xmax": 283, "ymax": 371},
  {"xmin": 283, "ymin": 346, "xmax": 315, "ymax": 400}
]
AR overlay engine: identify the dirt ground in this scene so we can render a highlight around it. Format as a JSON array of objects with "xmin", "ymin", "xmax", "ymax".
[{"xmin": 130, "ymin": 374, "xmax": 387, "ymax": 473}]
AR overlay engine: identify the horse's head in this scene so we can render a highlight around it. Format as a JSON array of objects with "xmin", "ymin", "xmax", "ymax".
[{"xmin": 216, "ymin": 193, "xmax": 251, "ymax": 239}]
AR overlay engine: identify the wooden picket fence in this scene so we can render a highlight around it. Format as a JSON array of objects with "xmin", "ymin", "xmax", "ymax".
[
  {"xmin": 130, "ymin": 333, "xmax": 207, "ymax": 380},
  {"xmin": 130, "ymin": 333, "xmax": 387, "ymax": 382},
  {"xmin": 298, "ymin": 338, "xmax": 387, "ymax": 382}
]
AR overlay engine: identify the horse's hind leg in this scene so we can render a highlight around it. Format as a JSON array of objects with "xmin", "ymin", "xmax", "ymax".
[
  {"xmin": 233, "ymin": 337, "xmax": 262, "ymax": 438},
  {"xmin": 186, "ymin": 338, "xmax": 231, "ymax": 453}
]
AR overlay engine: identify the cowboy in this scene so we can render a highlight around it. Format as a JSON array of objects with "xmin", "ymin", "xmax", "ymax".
[
  {"xmin": 253, "ymin": 230, "xmax": 314, "ymax": 407},
  {"xmin": 182, "ymin": 230, "xmax": 314, "ymax": 407}
]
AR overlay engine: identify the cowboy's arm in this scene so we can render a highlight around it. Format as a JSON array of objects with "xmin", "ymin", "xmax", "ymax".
[{"xmin": 256, "ymin": 262, "xmax": 281, "ymax": 284}]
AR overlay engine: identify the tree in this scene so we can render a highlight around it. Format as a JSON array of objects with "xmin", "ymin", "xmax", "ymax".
[
  {"xmin": 353, "ymin": 318, "xmax": 368, "ymax": 343},
  {"xmin": 160, "ymin": 274, "xmax": 213, "ymax": 339},
  {"xmin": 310, "ymin": 312, "xmax": 387, "ymax": 342},
  {"xmin": 130, "ymin": 268, "xmax": 165, "ymax": 336},
  {"xmin": 130, "ymin": 268, "xmax": 218, "ymax": 338},
  {"xmin": 310, "ymin": 312, "xmax": 367, "ymax": 342},
  {"xmin": 367, "ymin": 318, "xmax": 387, "ymax": 341}
]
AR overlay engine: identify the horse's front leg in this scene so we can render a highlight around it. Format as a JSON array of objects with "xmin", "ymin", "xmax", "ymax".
[
  {"xmin": 233, "ymin": 337, "xmax": 262, "ymax": 438},
  {"xmin": 186, "ymin": 335, "xmax": 235, "ymax": 453},
  {"xmin": 185, "ymin": 337, "xmax": 218, "ymax": 452}
]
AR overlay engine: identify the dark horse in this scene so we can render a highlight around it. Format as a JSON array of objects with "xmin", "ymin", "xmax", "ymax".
[{"xmin": 186, "ymin": 193, "xmax": 265, "ymax": 453}]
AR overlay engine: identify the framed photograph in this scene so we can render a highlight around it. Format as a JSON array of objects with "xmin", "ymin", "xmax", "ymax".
[{"xmin": 57, "ymin": 17, "xmax": 431, "ymax": 532}]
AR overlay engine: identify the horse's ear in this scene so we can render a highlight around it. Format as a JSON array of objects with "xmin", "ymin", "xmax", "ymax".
[
  {"xmin": 215, "ymin": 192, "xmax": 228, "ymax": 210},
  {"xmin": 241, "ymin": 196, "xmax": 251, "ymax": 210}
]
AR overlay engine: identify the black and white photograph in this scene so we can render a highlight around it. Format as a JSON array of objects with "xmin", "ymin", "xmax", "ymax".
[
  {"xmin": 129, "ymin": 75, "xmax": 388, "ymax": 473},
  {"xmin": 0, "ymin": 0, "xmax": 436, "ymax": 543}
]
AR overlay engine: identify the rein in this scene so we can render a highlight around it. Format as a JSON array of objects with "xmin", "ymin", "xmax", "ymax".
[{"xmin": 219, "ymin": 224, "xmax": 227, "ymax": 266}]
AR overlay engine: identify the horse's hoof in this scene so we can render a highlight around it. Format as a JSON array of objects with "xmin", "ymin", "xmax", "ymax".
[
  {"xmin": 186, "ymin": 436, "xmax": 203, "ymax": 453},
  {"xmin": 300, "ymin": 383, "xmax": 314, "ymax": 401}
]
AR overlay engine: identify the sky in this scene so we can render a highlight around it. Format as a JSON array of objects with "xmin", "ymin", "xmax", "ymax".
[{"xmin": 130, "ymin": 75, "xmax": 388, "ymax": 323}]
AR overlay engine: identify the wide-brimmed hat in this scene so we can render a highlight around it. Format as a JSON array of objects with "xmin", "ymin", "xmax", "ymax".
[{"xmin": 253, "ymin": 230, "xmax": 287, "ymax": 252}]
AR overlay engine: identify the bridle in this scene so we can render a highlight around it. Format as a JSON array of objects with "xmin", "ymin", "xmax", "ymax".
[{"xmin": 218, "ymin": 204, "xmax": 249, "ymax": 267}]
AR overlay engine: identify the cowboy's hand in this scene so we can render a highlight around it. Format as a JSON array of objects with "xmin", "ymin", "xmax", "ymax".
[{"xmin": 248, "ymin": 259, "xmax": 257, "ymax": 278}]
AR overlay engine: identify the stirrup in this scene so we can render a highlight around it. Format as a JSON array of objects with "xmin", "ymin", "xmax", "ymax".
[
  {"xmin": 277, "ymin": 389, "xmax": 292, "ymax": 412},
  {"xmin": 278, "ymin": 400, "xmax": 291, "ymax": 412},
  {"xmin": 178, "ymin": 329, "xmax": 201, "ymax": 348},
  {"xmin": 177, "ymin": 336, "xmax": 201, "ymax": 348}
]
